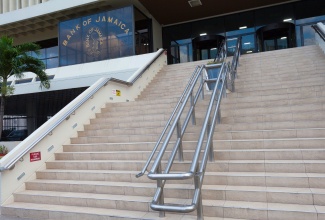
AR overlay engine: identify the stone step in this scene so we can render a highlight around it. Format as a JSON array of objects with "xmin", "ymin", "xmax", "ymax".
[
  {"xmin": 70, "ymin": 132, "xmax": 201, "ymax": 144},
  {"xmin": 216, "ymin": 138, "xmax": 325, "ymax": 150},
  {"xmin": 235, "ymin": 75, "xmax": 325, "ymax": 92},
  {"xmin": 55, "ymin": 149, "xmax": 206, "ymax": 161},
  {"xmin": 237, "ymin": 67, "xmax": 325, "ymax": 79},
  {"xmin": 221, "ymin": 103, "xmax": 324, "ymax": 118},
  {"xmin": 217, "ymin": 119, "xmax": 325, "ymax": 132},
  {"xmin": 24, "ymin": 179, "xmax": 325, "ymax": 206},
  {"xmin": 222, "ymin": 90, "xmax": 325, "ymax": 105},
  {"xmin": 62, "ymin": 137, "xmax": 325, "ymax": 152},
  {"xmin": 77, "ymin": 127, "xmax": 325, "ymax": 142},
  {"xmin": 216, "ymin": 148, "xmax": 325, "ymax": 160},
  {"xmin": 221, "ymin": 96, "xmax": 325, "ymax": 111},
  {"xmin": 10, "ymin": 189, "xmax": 325, "ymax": 219},
  {"xmin": 46, "ymin": 159, "xmax": 325, "ymax": 173},
  {"xmin": 221, "ymin": 109, "xmax": 325, "ymax": 124},
  {"xmin": 35, "ymin": 169, "xmax": 325, "ymax": 188},
  {"xmin": 215, "ymin": 128, "xmax": 325, "ymax": 140},
  {"xmin": 83, "ymin": 118, "xmax": 325, "ymax": 134},
  {"xmin": 1, "ymin": 202, "xmax": 194, "ymax": 220},
  {"xmin": 98, "ymin": 96, "xmax": 325, "ymax": 119},
  {"xmin": 228, "ymin": 83, "xmax": 325, "ymax": 99}
]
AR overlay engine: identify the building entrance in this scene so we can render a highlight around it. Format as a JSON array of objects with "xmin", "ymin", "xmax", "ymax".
[
  {"xmin": 192, "ymin": 35, "xmax": 225, "ymax": 61},
  {"xmin": 257, "ymin": 22, "xmax": 296, "ymax": 52}
]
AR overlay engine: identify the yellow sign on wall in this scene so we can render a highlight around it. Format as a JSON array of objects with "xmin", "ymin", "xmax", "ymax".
[{"xmin": 112, "ymin": 89, "xmax": 121, "ymax": 96}]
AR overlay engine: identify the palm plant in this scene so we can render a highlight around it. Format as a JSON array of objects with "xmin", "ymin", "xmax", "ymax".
[{"xmin": 0, "ymin": 36, "xmax": 50, "ymax": 139}]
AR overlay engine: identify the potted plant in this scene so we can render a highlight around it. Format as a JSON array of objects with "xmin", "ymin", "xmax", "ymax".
[{"xmin": 0, "ymin": 145, "xmax": 8, "ymax": 157}]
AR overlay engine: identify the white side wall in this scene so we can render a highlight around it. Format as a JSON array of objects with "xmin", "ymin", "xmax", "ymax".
[{"xmin": 0, "ymin": 50, "xmax": 167, "ymax": 205}]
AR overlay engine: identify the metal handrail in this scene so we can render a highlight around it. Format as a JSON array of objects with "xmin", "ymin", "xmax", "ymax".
[
  {"xmin": 139, "ymin": 38, "xmax": 241, "ymax": 219},
  {"xmin": 136, "ymin": 65, "xmax": 201, "ymax": 178},
  {"xmin": 0, "ymin": 49, "xmax": 165, "ymax": 171},
  {"xmin": 213, "ymin": 40, "xmax": 226, "ymax": 63}
]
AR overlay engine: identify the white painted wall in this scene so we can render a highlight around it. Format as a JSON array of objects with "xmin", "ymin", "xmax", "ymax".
[{"xmin": 0, "ymin": 49, "xmax": 167, "ymax": 205}]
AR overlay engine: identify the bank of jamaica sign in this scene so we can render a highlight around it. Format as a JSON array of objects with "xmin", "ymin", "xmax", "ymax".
[{"xmin": 59, "ymin": 6, "xmax": 134, "ymax": 67}]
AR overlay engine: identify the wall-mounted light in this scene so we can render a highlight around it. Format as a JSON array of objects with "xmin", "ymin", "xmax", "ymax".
[
  {"xmin": 239, "ymin": 26, "xmax": 247, "ymax": 30},
  {"xmin": 244, "ymin": 42, "xmax": 251, "ymax": 45},
  {"xmin": 246, "ymin": 51, "xmax": 253, "ymax": 53},
  {"xmin": 283, "ymin": 18, "xmax": 292, "ymax": 22},
  {"xmin": 211, "ymin": 48, "xmax": 217, "ymax": 50},
  {"xmin": 200, "ymin": 33, "xmax": 207, "ymax": 36},
  {"xmin": 227, "ymin": 38, "xmax": 237, "ymax": 41},
  {"xmin": 281, "ymin": 37, "xmax": 287, "ymax": 40}
]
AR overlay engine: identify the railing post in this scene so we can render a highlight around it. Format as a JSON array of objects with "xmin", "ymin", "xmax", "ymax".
[
  {"xmin": 207, "ymin": 118, "xmax": 215, "ymax": 162},
  {"xmin": 157, "ymin": 162, "xmax": 165, "ymax": 217},
  {"xmin": 200, "ymin": 69, "xmax": 205, "ymax": 100},
  {"xmin": 177, "ymin": 120, "xmax": 184, "ymax": 162},
  {"xmin": 195, "ymin": 173, "xmax": 204, "ymax": 220},
  {"xmin": 191, "ymin": 91, "xmax": 196, "ymax": 125}
]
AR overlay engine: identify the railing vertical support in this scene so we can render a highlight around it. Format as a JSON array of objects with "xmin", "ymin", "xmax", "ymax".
[
  {"xmin": 216, "ymin": 92, "xmax": 221, "ymax": 125},
  {"xmin": 195, "ymin": 173, "xmax": 204, "ymax": 220},
  {"xmin": 157, "ymin": 163, "xmax": 165, "ymax": 218},
  {"xmin": 200, "ymin": 71, "xmax": 205, "ymax": 100},
  {"xmin": 177, "ymin": 120, "xmax": 184, "ymax": 162},
  {"xmin": 206, "ymin": 118, "xmax": 215, "ymax": 162},
  {"xmin": 191, "ymin": 91, "xmax": 196, "ymax": 125}
]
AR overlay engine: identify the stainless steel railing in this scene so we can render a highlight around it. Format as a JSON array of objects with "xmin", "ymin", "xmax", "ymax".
[{"xmin": 137, "ymin": 38, "xmax": 241, "ymax": 219}]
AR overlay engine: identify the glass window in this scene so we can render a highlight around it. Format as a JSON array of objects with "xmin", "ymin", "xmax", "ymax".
[
  {"xmin": 241, "ymin": 34, "xmax": 255, "ymax": 54},
  {"xmin": 296, "ymin": 26, "xmax": 302, "ymax": 47},
  {"xmin": 302, "ymin": 25, "xmax": 316, "ymax": 46},
  {"xmin": 277, "ymin": 37, "xmax": 288, "ymax": 50},
  {"xmin": 179, "ymin": 45, "xmax": 190, "ymax": 63},
  {"xmin": 226, "ymin": 37, "xmax": 238, "ymax": 56},
  {"xmin": 163, "ymin": 23, "xmax": 191, "ymax": 47},
  {"xmin": 46, "ymin": 57, "xmax": 59, "ymax": 69},
  {"xmin": 264, "ymin": 39, "xmax": 276, "ymax": 51},
  {"xmin": 46, "ymin": 46, "xmax": 58, "ymax": 58}
]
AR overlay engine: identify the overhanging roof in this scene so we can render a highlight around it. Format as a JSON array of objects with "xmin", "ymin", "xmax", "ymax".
[
  {"xmin": 138, "ymin": 0, "xmax": 301, "ymax": 25},
  {"xmin": 0, "ymin": 0, "xmax": 301, "ymax": 41}
]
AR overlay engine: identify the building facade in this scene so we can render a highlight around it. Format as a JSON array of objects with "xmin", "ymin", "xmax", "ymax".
[{"xmin": 0, "ymin": 0, "xmax": 324, "ymax": 134}]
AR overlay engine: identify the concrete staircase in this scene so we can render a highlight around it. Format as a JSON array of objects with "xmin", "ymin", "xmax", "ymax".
[{"xmin": 2, "ymin": 45, "xmax": 325, "ymax": 220}]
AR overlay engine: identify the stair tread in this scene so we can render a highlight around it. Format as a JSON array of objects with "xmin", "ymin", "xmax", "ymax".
[
  {"xmin": 5, "ymin": 200, "xmax": 325, "ymax": 214},
  {"xmin": 37, "ymin": 169, "xmax": 325, "ymax": 177},
  {"xmin": 1, "ymin": 202, "xmax": 184, "ymax": 219}
]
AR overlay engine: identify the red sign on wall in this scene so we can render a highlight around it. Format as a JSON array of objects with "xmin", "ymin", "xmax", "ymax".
[{"xmin": 30, "ymin": 152, "xmax": 41, "ymax": 162}]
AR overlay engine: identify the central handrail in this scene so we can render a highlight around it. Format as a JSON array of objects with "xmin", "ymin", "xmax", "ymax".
[
  {"xmin": 138, "ymin": 38, "xmax": 241, "ymax": 219},
  {"xmin": 136, "ymin": 65, "xmax": 202, "ymax": 178}
]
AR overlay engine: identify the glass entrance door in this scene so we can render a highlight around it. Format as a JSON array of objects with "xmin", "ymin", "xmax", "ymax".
[
  {"xmin": 192, "ymin": 35, "xmax": 225, "ymax": 61},
  {"xmin": 257, "ymin": 22, "xmax": 296, "ymax": 52},
  {"xmin": 263, "ymin": 37, "xmax": 288, "ymax": 51}
]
